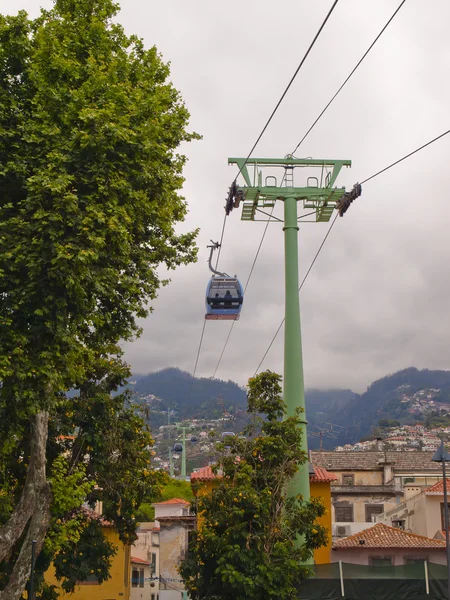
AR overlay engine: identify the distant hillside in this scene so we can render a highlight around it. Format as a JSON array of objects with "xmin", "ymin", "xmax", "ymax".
[
  {"xmin": 131, "ymin": 367, "xmax": 247, "ymax": 421},
  {"xmin": 320, "ymin": 367, "xmax": 450, "ymax": 446},
  {"xmin": 130, "ymin": 366, "xmax": 450, "ymax": 447},
  {"xmin": 131, "ymin": 368, "xmax": 355, "ymax": 438}
]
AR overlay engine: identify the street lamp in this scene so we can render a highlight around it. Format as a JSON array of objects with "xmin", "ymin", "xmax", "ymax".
[{"xmin": 432, "ymin": 439, "xmax": 450, "ymax": 600}]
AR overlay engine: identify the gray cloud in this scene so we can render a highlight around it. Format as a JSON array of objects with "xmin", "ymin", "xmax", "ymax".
[{"xmin": 4, "ymin": 0, "xmax": 450, "ymax": 393}]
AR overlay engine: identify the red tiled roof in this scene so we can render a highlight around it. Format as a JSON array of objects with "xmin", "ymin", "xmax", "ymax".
[
  {"xmin": 191, "ymin": 464, "xmax": 337, "ymax": 483},
  {"xmin": 191, "ymin": 466, "xmax": 216, "ymax": 481},
  {"xmin": 153, "ymin": 498, "xmax": 190, "ymax": 505},
  {"xmin": 425, "ymin": 479, "xmax": 449, "ymax": 494},
  {"xmin": 333, "ymin": 523, "xmax": 446, "ymax": 550},
  {"xmin": 310, "ymin": 466, "xmax": 338, "ymax": 483},
  {"xmin": 131, "ymin": 556, "xmax": 150, "ymax": 565}
]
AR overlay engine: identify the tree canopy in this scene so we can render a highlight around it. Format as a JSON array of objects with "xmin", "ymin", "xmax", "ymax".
[
  {"xmin": 0, "ymin": 0, "xmax": 198, "ymax": 597},
  {"xmin": 180, "ymin": 371, "xmax": 327, "ymax": 600}
]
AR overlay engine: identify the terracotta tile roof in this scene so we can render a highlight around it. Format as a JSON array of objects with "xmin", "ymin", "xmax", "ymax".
[
  {"xmin": 191, "ymin": 464, "xmax": 337, "ymax": 483},
  {"xmin": 191, "ymin": 465, "xmax": 216, "ymax": 481},
  {"xmin": 153, "ymin": 498, "xmax": 190, "ymax": 505},
  {"xmin": 131, "ymin": 556, "xmax": 150, "ymax": 565},
  {"xmin": 310, "ymin": 466, "xmax": 337, "ymax": 483},
  {"xmin": 311, "ymin": 450, "xmax": 443, "ymax": 472},
  {"xmin": 425, "ymin": 479, "xmax": 449, "ymax": 494},
  {"xmin": 333, "ymin": 523, "xmax": 446, "ymax": 550}
]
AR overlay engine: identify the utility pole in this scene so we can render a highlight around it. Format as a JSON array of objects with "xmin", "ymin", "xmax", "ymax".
[
  {"xmin": 169, "ymin": 448, "xmax": 174, "ymax": 478},
  {"xmin": 227, "ymin": 156, "xmax": 354, "ymax": 510},
  {"xmin": 181, "ymin": 427, "xmax": 187, "ymax": 478}
]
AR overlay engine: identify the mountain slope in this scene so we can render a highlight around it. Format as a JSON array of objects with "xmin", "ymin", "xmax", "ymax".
[{"xmin": 322, "ymin": 367, "xmax": 450, "ymax": 445}]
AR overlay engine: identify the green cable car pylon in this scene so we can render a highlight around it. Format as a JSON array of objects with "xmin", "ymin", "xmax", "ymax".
[{"xmin": 226, "ymin": 156, "xmax": 360, "ymax": 511}]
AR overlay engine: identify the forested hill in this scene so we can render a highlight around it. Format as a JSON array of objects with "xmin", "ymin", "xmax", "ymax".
[
  {"xmin": 319, "ymin": 367, "xmax": 450, "ymax": 447},
  {"xmin": 131, "ymin": 368, "xmax": 356, "ymax": 433},
  {"xmin": 130, "ymin": 367, "xmax": 450, "ymax": 447},
  {"xmin": 131, "ymin": 368, "xmax": 247, "ymax": 420}
]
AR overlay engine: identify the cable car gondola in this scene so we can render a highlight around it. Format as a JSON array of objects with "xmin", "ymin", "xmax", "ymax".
[
  {"xmin": 173, "ymin": 443, "xmax": 183, "ymax": 452},
  {"xmin": 205, "ymin": 242, "xmax": 243, "ymax": 321}
]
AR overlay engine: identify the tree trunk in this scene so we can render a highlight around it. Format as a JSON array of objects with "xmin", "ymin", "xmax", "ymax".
[{"xmin": 0, "ymin": 411, "xmax": 51, "ymax": 600}]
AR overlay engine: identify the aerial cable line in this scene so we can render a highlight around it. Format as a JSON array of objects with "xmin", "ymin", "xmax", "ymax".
[
  {"xmin": 212, "ymin": 168, "xmax": 291, "ymax": 378},
  {"xmin": 232, "ymin": 0, "xmax": 340, "ymax": 183},
  {"xmin": 209, "ymin": 0, "xmax": 340, "ymax": 376},
  {"xmin": 254, "ymin": 126, "xmax": 450, "ymax": 374},
  {"xmin": 186, "ymin": 320, "xmax": 207, "ymax": 406},
  {"xmin": 254, "ymin": 211, "xmax": 339, "ymax": 376},
  {"xmin": 291, "ymin": 0, "xmax": 407, "ymax": 154},
  {"xmin": 212, "ymin": 204, "xmax": 277, "ymax": 378},
  {"xmin": 360, "ymin": 128, "xmax": 450, "ymax": 184},
  {"xmin": 214, "ymin": 212, "xmax": 227, "ymax": 270}
]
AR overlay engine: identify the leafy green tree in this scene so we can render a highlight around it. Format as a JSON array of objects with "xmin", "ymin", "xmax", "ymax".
[
  {"xmin": 180, "ymin": 371, "xmax": 327, "ymax": 600},
  {"xmin": 0, "ymin": 0, "xmax": 198, "ymax": 596}
]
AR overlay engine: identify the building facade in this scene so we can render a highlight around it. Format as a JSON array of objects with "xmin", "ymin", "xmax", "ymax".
[
  {"xmin": 153, "ymin": 499, "xmax": 194, "ymax": 600},
  {"xmin": 375, "ymin": 479, "xmax": 450, "ymax": 539},
  {"xmin": 132, "ymin": 522, "xmax": 160, "ymax": 600},
  {"xmin": 190, "ymin": 463, "xmax": 337, "ymax": 564},
  {"xmin": 331, "ymin": 522, "xmax": 446, "ymax": 566},
  {"xmin": 45, "ymin": 526, "xmax": 131, "ymax": 600},
  {"xmin": 311, "ymin": 451, "xmax": 443, "ymax": 540}
]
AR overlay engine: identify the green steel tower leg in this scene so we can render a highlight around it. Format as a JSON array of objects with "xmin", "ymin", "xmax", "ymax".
[
  {"xmin": 169, "ymin": 448, "xmax": 174, "ymax": 478},
  {"xmin": 283, "ymin": 196, "xmax": 310, "ymax": 502},
  {"xmin": 181, "ymin": 427, "xmax": 187, "ymax": 478}
]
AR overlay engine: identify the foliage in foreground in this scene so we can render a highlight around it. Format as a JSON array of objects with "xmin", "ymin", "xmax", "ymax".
[
  {"xmin": 180, "ymin": 371, "xmax": 328, "ymax": 600},
  {"xmin": 0, "ymin": 0, "xmax": 198, "ymax": 596}
]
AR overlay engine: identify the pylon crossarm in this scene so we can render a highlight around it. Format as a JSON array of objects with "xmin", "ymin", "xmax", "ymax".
[{"xmin": 228, "ymin": 157, "xmax": 351, "ymax": 223}]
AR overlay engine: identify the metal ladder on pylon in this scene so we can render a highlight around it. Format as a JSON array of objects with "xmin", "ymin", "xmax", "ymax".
[{"xmin": 284, "ymin": 165, "xmax": 294, "ymax": 187}]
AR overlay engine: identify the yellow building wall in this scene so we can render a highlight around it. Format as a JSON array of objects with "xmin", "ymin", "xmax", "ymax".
[
  {"xmin": 45, "ymin": 528, "xmax": 131, "ymax": 600},
  {"xmin": 310, "ymin": 480, "xmax": 333, "ymax": 565},
  {"xmin": 195, "ymin": 478, "xmax": 333, "ymax": 564}
]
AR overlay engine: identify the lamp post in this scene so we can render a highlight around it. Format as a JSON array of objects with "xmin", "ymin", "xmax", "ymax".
[{"xmin": 432, "ymin": 439, "xmax": 450, "ymax": 600}]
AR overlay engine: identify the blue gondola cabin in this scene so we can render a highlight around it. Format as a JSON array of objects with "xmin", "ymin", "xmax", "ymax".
[{"xmin": 205, "ymin": 276, "xmax": 243, "ymax": 320}]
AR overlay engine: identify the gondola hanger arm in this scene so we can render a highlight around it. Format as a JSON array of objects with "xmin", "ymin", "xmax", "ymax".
[{"xmin": 207, "ymin": 241, "xmax": 229, "ymax": 277}]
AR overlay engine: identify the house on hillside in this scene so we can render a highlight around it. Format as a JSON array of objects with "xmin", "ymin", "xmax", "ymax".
[
  {"xmin": 331, "ymin": 522, "xmax": 446, "ymax": 565},
  {"xmin": 45, "ymin": 518, "xmax": 131, "ymax": 600},
  {"xmin": 191, "ymin": 463, "xmax": 337, "ymax": 564},
  {"xmin": 132, "ymin": 522, "xmax": 160, "ymax": 600},
  {"xmin": 153, "ymin": 499, "xmax": 194, "ymax": 600},
  {"xmin": 375, "ymin": 479, "xmax": 450, "ymax": 539},
  {"xmin": 311, "ymin": 450, "xmax": 443, "ymax": 539}
]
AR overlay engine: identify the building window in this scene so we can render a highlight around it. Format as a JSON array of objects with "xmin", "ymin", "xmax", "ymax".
[
  {"xmin": 132, "ymin": 569, "xmax": 139, "ymax": 588},
  {"xmin": 405, "ymin": 557, "xmax": 427, "ymax": 564},
  {"xmin": 342, "ymin": 474, "xmax": 354, "ymax": 486},
  {"xmin": 335, "ymin": 503, "xmax": 354, "ymax": 522},
  {"xmin": 151, "ymin": 594, "xmax": 155, "ymax": 600},
  {"xmin": 440, "ymin": 503, "xmax": 450, "ymax": 530},
  {"xmin": 150, "ymin": 553, "xmax": 157, "ymax": 575},
  {"xmin": 139, "ymin": 568, "xmax": 144, "ymax": 588},
  {"xmin": 370, "ymin": 557, "xmax": 393, "ymax": 567},
  {"xmin": 182, "ymin": 507, "xmax": 189, "ymax": 516},
  {"xmin": 366, "ymin": 504, "xmax": 384, "ymax": 522},
  {"xmin": 152, "ymin": 531, "xmax": 160, "ymax": 546}
]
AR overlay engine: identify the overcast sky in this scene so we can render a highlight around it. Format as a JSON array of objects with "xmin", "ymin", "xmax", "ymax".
[{"xmin": 3, "ymin": 0, "xmax": 450, "ymax": 393}]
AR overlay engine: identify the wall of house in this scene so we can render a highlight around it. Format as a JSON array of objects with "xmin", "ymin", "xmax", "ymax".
[
  {"xmin": 45, "ymin": 528, "xmax": 131, "ymax": 600},
  {"xmin": 132, "ymin": 523, "xmax": 160, "ymax": 598},
  {"xmin": 130, "ymin": 563, "xmax": 152, "ymax": 600},
  {"xmin": 332, "ymin": 470, "xmax": 384, "ymax": 486},
  {"xmin": 310, "ymin": 480, "xmax": 333, "ymax": 564},
  {"xmin": 332, "ymin": 494, "xmax": 398, "ymax": 536},
  {"xmin": 426, "ymin": 495, "xmax": 446, "ymax": 538},
  {"xmin": 330, "ymin": 549, "xmax": 446, "ymax": 565},
  {"xmin": 159, "ymin": 521, "xmax": 189, "ymax": 598},
  {"xmin": 154, "ymin": 504, "xmax": 188, "ymax": 518},
  {"xmin": 375, "ymin": 492, "xmax": 428, "ymax": 536}
]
